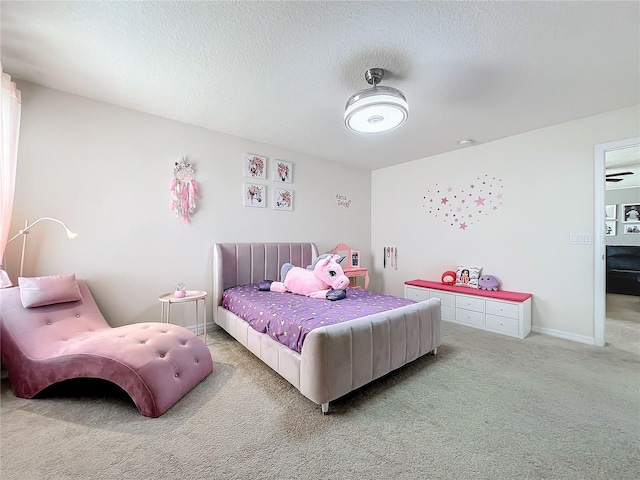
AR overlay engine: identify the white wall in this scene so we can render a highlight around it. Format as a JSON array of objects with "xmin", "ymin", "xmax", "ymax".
[
  {"xmin": 372, "ymin": 105, "xmax": 640, "ymax": 343},
  {"xmin": 6, "ymin": 82, "xmax": 371, "ymax": 327},
  {"xmin": 8, "ymin": 82, "xmax": 639, "ymax": 343}
]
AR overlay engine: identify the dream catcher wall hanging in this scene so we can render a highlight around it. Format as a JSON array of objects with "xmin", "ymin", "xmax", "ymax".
[{"xmin": 170, "ymin": 157, "xmax": 199, "ymax": 224}]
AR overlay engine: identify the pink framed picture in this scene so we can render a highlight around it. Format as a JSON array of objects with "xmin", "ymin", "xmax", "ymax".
[
  {"xmin": 244, "ymin": 153, "xmax": 266, "ymax": 180},
  {"xmin": 243, "ymin": 183, "xmax": 266, "ymax": 208},
  {"xmin": 273, "ymin": 188, "xmax": 293, "ymax": 211},
  {"xmin": 273, "ymin": 159, "xmax": 293, "ymax": 183}
]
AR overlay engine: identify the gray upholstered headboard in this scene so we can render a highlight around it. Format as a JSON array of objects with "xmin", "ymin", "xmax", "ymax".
[{"xmin": 212, "ymin": 243, "xmax": 319, "ymax": 309}]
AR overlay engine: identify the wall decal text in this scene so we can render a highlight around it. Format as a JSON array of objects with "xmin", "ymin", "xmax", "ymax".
[{"xmin": 336, "ymin": 194, "xmax": 352, "ymax": 208}]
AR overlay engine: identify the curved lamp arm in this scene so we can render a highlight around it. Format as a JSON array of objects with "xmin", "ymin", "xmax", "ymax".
[
  {"xmin": 8, "ymin": 217, "xmax": 77, "ymax": 243},
  {"xmin": 6, "ymin": 217, "xmax": 77, "ymax": 278}
]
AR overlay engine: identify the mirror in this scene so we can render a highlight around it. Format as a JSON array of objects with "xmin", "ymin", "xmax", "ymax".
[{"xmin": 330, "ymin": 243, "xmax": 359, "ymax": 269}]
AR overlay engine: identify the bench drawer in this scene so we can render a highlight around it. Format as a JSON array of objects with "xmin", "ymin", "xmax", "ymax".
[
  {"xmin": 441, "ymin": 305, "xmax": 455, "ymax": 321},
  {"xmin": 455, "ymin": 295, "xmax": 484, "ymax": 313},
  {"xmin": 429, "ymin": 290, "xmax": 455, "ymax": 308},
  {"xmin": 405, "ymin": 286, "xmax": 430, "ymax": 302},
  {"xmin": 455, "ymin": 308, "xmax": 484, "ymax": 328},
  {"xmin": 485, "ymin": 300, "xmax": 519, "ymax": 319},
  {"xmin": 485, "ymin": 314, "xmax": 519, "ymax": 336}
]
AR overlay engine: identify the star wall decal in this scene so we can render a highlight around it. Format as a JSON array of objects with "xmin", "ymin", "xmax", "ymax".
[{"xmin": 421, "ymin": 174, "xmax": 504, "ymax": 231}]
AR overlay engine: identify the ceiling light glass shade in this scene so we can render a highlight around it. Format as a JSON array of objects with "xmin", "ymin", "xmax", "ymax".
[{"xmin": 344, "ymin": 86, "xmax": 408, "ymax": 134}]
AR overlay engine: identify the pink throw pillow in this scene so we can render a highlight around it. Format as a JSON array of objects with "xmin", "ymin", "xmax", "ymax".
[{"xmin": 18, "ymin": 274, "xmax": 82, "ymax": 308}]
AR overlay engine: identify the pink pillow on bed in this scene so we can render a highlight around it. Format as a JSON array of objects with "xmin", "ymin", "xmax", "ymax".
[{"xmin": 18, "ymin": 274, "xmax": 82, "ymax": 308}]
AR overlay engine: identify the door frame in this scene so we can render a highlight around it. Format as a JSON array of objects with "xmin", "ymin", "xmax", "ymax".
[{"xmin": 594, "ymin": 136, "xmax": 640, "ymax": 347}]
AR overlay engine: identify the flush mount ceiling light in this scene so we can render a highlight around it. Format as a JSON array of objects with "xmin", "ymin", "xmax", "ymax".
[{"xmin": 344, "ymin": 68, "xmax": 408, "ymax": 134}]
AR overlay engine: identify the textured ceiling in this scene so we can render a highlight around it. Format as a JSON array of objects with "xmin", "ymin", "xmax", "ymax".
[
  {"xmin": 1, "ymin": 1, "xmax": 639, "ymax": 171},
  {"xmin": 606, "ymin": 146, "xmax": 640, "ymax": 190}
]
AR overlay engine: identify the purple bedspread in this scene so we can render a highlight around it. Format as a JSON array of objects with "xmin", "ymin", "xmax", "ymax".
[{"xmin": 221, "ymin": 284, "xmax": 415, "ymax": 353}]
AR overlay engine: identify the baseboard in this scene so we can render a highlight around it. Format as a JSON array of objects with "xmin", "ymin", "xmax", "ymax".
[
  {"xmin": 532, "ymin": 326, "xmax": 596, "ymax": 345},
  {"xmin": 185, "ymin": 321, "xmax": 216, "ymax": 336}
]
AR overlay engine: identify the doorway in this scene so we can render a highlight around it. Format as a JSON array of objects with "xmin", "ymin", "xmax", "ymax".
[{"xmin": 594, "ymin": 137, "xmax": 640, "ymax": 347}]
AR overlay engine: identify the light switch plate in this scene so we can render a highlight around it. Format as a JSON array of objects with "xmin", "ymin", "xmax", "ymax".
[{"xmin": 569, "ymin": 233, "xmax": 592, "ymax": 245}]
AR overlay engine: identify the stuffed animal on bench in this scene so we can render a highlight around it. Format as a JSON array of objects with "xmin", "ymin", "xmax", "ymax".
[
  {"xmin": 259, "ymin": 253, "xmax": 349, "ymax": 300},
  {"xmin": 478, "ymin": 274, "xmax": 500, "ymax": 291}
]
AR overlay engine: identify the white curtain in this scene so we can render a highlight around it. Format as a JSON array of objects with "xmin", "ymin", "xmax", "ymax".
[{"xmin": 0, "ymin": 64, "xmax": 21, "ymax": 287}]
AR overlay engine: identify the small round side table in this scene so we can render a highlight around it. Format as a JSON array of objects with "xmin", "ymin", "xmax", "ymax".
[{"xmin": 158, "ymin": 290, "xmax": 208, "ymax": 344}]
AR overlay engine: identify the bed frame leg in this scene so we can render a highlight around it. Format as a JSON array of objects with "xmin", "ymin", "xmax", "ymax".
[
  {"xmin": 432, "ymin": 347, "xmax": 438, "ymax": 356},
  {"xmin": 321, "ymin": 403, "xmax": 329, "ymax": 414}
]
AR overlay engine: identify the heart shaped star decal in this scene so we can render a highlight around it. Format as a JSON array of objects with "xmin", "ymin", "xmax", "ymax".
[{"xmin": 423, "ymin": 174, "xmax": 504, "ymax": 230}]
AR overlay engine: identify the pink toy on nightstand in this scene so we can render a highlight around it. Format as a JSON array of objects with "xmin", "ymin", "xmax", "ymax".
[{"xmin": 174, "ymin": 282, "xmax": 186, "ymax": 298}]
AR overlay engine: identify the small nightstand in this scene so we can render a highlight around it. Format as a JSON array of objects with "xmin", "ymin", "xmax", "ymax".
[
  {"xmin": 159, "ymin": 290, "xmax": 208, "ymax": 344},
  {"xmin": 343, "ymin": 267, "xmax": 369, "ymax": 290},
  {"xmin": 330, "ymin": 243, "xmax": 367, "ymax": 288}
]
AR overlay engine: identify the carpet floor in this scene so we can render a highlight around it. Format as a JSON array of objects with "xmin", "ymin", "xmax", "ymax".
[{"xmin": 1, "ymin": 320, "xmax": 638, "ymax": 480}]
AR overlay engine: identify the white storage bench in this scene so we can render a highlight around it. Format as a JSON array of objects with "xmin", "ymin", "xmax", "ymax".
[{"xmin": 404, "ymin": 279, "xmax": 532, "ymax": 339}]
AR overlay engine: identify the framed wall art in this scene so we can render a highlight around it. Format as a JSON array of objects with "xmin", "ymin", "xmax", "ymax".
[
  {"xmin": 605, "ymin": 204, "xmax": 617, "ymax": 220},
  {"xmin": 605, "ymin": 220, "xmax": 616, "ymax": 236},
  {"xmin": 273, "ymin": 159, "xmax": 293, "ymax": 183},
  {"xmin": 243, "ymin": 183, "xmax": 266, "ymax": 208},
  {"xmin": 622, "ymin": 204, "xmax": 640, "ymax": 222},
  {"xmin": 273, "ymin": 188, "xmax": 293, "ymax": 211},
  {"xmin": 623, "ymin": 223, "xmax": 640, "ymax": 235},
  {"xmin": 244, "ymin": 153, "xmax": 266, "ymax": 180}
]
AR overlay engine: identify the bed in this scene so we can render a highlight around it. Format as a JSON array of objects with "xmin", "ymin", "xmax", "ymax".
[{"xmin": 212, "ymin": 242, "xmax": 441, "ymax": 413}]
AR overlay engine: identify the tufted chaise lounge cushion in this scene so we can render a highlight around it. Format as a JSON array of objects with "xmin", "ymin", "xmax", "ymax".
[{"xmin": 0, "ymin": 280, "xmax": 213, "ymax": 417}]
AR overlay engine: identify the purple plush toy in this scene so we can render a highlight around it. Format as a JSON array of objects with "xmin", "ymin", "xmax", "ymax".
[{"xmin": 478, "ymin": 275, "xmax": 500, "ymax": 291}]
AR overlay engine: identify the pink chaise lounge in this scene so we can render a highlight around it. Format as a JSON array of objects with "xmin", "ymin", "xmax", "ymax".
[{"xmin": 0, "ymin": 279, "xmax": 213, "ymax": 417}]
